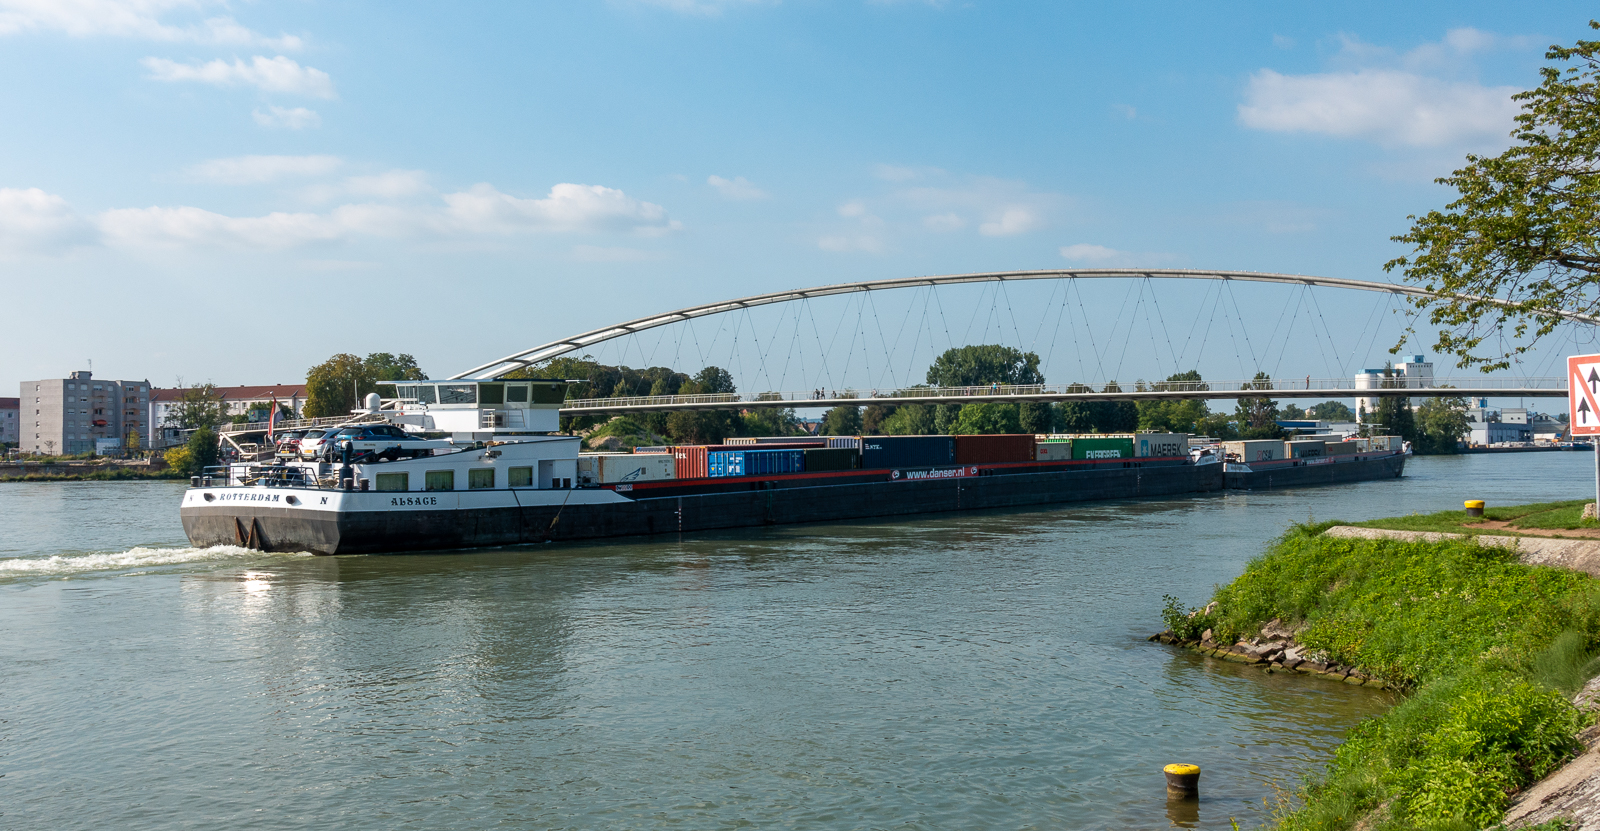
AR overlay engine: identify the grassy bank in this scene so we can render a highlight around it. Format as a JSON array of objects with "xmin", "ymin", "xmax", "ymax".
[
  {"xmin": 1351, "ymin": 499, "xmax": 1597, "ymax": 537},
  {"xmin": 1167, "ymin": 522, "xmax": 1600, "ymax": 829},
  {"xmin": 0, "ymin": 468, "xmax": 187, "ymax": 482}
]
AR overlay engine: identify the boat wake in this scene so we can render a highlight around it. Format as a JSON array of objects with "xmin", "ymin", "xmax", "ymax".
[{"xmin": 0, "ymin": 545, "xmax": 308, "ymax": 579}]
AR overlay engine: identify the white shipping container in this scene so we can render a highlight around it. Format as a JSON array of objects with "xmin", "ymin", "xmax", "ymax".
[
  {"xmin": 826, "ymin": 437, "xmax": 863, "ymax": 450},
  {"xmin": 1286, "ymin": 439, "xmax": 1326, "ymax": 458},
  {"xmin": 577, "ymin": 453, "xmax": 676, "ymax": 484},
  {"xmin": 1372, "ymin": 435, "xmax": 1403, "ymax": 451},
  {"xmin": 1036, "ymin": 441, "xmax": 1072, "ymax": 461},
  {"xmin": 1135, "ymin": 433, "xmax": 1189, "ymax": 458},
  {"xmin": 1223, "ymin": 440, "xmax": 1285, "ymax": 462}
]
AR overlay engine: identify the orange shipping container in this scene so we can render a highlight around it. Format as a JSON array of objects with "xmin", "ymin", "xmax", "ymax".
[{"xmin": 954, "ymin": 434, "xmax": 1036, "ymax": 464}]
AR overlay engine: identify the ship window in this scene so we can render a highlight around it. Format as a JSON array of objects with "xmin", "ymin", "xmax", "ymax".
[
  {"xmin": 505, "ymin": 384, "xmax": 528, "ymax": 403},
  {"xmin": 479, "ymin": 384, "xmax": 504, "ymax": 406},
  {"xmin": 508, "ymin": 466, "xmax": 532, "ymax": 487},
  {"xmin": 376, "ymin": 472, "xmax": 409, "ymax": 492},
  {"xmin": 439, "ymin": 385, "xmax": 476, "ymax": 405},
  {"xmin": 416, "ymin": 385, "xmax": 437, "ymax": 404},
  {"xmin": 425, "ymin": 470, "xmax": 454, "ymax": 491},
  {"xmin": 468, "ymin": 468, "xmax": 495, "ymax": 489},
  {"xmin": 529, "ymin": 383, "xmax": 567, "ymax": 404}
]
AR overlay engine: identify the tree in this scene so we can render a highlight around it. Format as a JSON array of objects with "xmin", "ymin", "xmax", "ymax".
[
  {"xmin": 1054, "ymin": 383, "xmax": 1094, "ymax": 433},
  {"xmin": 1197, "ymin": 413, "xmax": 1240, "ymax": 441},
  {"xmin": 742, "ymin": 402, "xmax": 800, "ymax": 437},
  {"xmin": 862, "ymin": 403, "xmax": 895, "ymax": 434},
  {"xmin": 926, "ymin": 345, "xmax": 1045, "ymax": 387},
  {"xmin": 1415, "ymin": 395, "xmax": 1471, "ymax": 454},
  {"xmin": 1137, "ymin": 371, "xmax": 1211, "ymax": 434},
  {"xmin": 1091, "ymin": 382, "xmax": 1138, "ymax": 433},
  {"xmin": 820, "ymin": 405, "xmax": 862, "ymax": 436},
  {"xmin": 1386, "ymin": 23, "xmax": 1600, "ymax": 370},
  {"xmin": 951, "ymin": 402, "xmax": 1022, "ymax": 434},
  {"xmin": 1019, "ymin": 401, "xmax": 1053, "ymax": 434},
  {"xmin": 1371, "ymin": 365, "xmax": 1418, "ymax": 443},
  {"xmin": 304, "ymin": 353, "xmax": 373, "ymax": 419},
  {"xmin": 365, "ymin": 353, "xmax": 425, "ymax": 398},
  {"xmin": 169, "ymin": 381, "xmax": 226, "ymax": 430},
  {"xmin": 177, "ymin": 426, "xmax": 218, "ymax": 475},
  {"xmin": 1308, "ymin": 401, "xmax": 1355, "ymax": 422},
  {"xmin": 1281, "ymin": 404, "xmax": 1306, "ymax": 420},
  {"xmin": 1234, "ymin": 372, "xmax": 1283, "ymax": 438},
  {"xmin": 880, "ymin": 404, "xmax": 936, "ymax": 435}
]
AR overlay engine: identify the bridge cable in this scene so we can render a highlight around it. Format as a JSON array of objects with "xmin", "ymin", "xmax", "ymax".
[
  {"xmin": 1268, "ymin": 285, "xmax": 1308, "ymax": 381},
  {"xmin": 1071, "ymin": 278, "xmax": 1109, "ymax": 383},
  {"xmin": 1109, "ymin": 279, "xmax": 1144, "ymax": 383},
  {"xmin": 1190, "ymin": 278, "xmax": 1226, "ymax": 372},
  {"xmin": 1217, "ymin": 282, "xmax": 1252, "ymax": 379},
  {"xmin": 959, "ymin": 283, "xmax": 991, "ymax": 347},
  {"xmin": 803, "ymin": 296, "xmax": 835, "ymax": 391},
  {"xmin": 866, "ymin": 289, "xmax": 899, "ymax": 390},
  {"xmin": 1297, "ymin": 285, "xmax": 1339, "ymax": 382},
  {"xmin": 931, "ymin": 283, "xmax": 956, "ymax": 364},
  {"xmin": 1144, "ymin": 276, "xmax": 1182, "ymax": 377},
  {"xmin": 1302, "ymin": 285, "xmax": 1347, "ymax": 379},
  {"xmin": 1222, "ymin": 280, "xmax": 1262, "ymax": 372},
  {"xmin": 775, "ymin": 298, "xmax": 803, "ymax": 391},
  {"xmin": 1000, "ymin": 280, "xmax": 1027, "ymax": 363},
  {"xmin": 1173, "ymin": 278, "xmax": 1218, "ymax": 370}
]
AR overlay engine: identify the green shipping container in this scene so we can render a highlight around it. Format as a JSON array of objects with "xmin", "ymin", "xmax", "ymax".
[{"xmin": 1071, "ymin": 436, "xmax": 1134, "ymax": 460}]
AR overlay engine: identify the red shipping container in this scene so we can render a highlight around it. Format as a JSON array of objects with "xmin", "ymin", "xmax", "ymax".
[
  {"xmin": 954, "ymin": 434, "xmax": 1036, "ymax": 464},
  {"xmin": 672, "ymin": 446, "xmax": 709, "ymax": 480}
]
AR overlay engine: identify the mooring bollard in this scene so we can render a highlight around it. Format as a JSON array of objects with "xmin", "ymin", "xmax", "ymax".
[
  {"xmin": 1164, "ymin": 763, "xmax": 1200, "ymax": 797},
  {"xmin": 1465, "ymin": 499, "xmax": 1485, "ymax": 518}
]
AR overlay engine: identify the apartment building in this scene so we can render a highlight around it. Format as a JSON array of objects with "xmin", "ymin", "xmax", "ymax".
[
  {"xmin": 150, "ymin": 384, "xmax": 307, "ymax": 448},
  {"xmin": 0, "ymin": 397, "xmax": 18, "ymax": 445},
  {"xmin": 20, "ymin": 371, "xmax": 152, "ymax": 455}
]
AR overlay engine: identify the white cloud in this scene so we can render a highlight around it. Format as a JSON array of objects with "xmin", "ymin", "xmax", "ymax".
[
  {"xmin": 344, "ymin": 170, "xmax": 429, "ymax": 199},
  {"xmin": 1239, "ymin": 69, "xmax": 1518, "ymax": 147},
  {"xmin": 187, "ymin": 154, "xmax": 342, "ymax": 185},
  {"xmin": 922, "ymin": 212, "xmax": 964, "ymax": 232},
  {"xmin": 0, "ymin": 187, "xmax": 92, "ymax": 253},
  {"xmin": 979, "ymin": 207, "xmax": 1041, "ymax": 237},
  {"xmin": 98, "ymin": 204, "xmax": 344, "ymax": 248},
  {"xmin": 837, "ymin": 200, "xmax": 871, "ymax": 219},
  {"xmin": 444, "ymin": 183, "xmax": 678, "ymax": 235},
  {"xmin": 1059, "ymin": 243, "xmax": 1123, "ymax": 263},
  {"xmin": 253, "ymin": 105, "xmax": 320, "ymax": 129},
  {"xmin": 1239, "ymin": 28, "xmax": 1525, "ymax": 147},
  {"xmin": 707, "ymin": 174, "xmax": 767, "ymax": 200},
  {"xmin": 0, "ymin": 1, "xmax": 302, "ymax": 49},
  {"xmin": 142, "ymin": 55, "xmax": 336, "ymax": 98},
  {"xmin": 874, "ymin": 163, "xmax": 937, "ymax": 182}
]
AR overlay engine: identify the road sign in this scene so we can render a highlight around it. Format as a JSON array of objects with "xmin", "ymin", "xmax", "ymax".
[{"xmin": 1570, "ymin": 354, "xmax": 1600, "ymax": 435}]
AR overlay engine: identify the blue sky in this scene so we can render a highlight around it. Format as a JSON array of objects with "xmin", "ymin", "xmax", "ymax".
[{"xmin": 2, "ymin": 1, "xmax": 1595, "ymax": 398}]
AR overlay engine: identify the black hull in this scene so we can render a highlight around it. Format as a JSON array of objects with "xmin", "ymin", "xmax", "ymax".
[
  {"xmin": 181, "ymin": 453, "xmax": 1407, "ymax": 555},
  {"xmin": 1224, "ymin": 453, "xmax": 1407, "ymax": 490}
]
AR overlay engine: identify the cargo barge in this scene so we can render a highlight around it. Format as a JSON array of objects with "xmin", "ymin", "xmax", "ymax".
[{"xmin": 180, "ymin": 379, "xmax": 1409, "ymax": 555}]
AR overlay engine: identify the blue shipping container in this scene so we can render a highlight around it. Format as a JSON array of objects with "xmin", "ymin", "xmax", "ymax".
[{"xmin": 707, "ymin": 449, "xmax": 805, "ymax": 477}]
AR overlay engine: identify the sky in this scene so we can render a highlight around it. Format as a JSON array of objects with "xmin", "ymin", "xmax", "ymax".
[{"xmin": 2, "ymin": 0, "xmax": 1596, "ymax": 401}]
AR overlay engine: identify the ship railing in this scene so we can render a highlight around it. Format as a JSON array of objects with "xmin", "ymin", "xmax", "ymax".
[
  {"xmin": 561, "ymin": 376, "xmax": 1568, "ymax": 409},
  {"xmin": 195, "ymin": 464, "xmax": 345, "ymax": 489},
  {"xmin": 218, "ymin": 411, "xmax": 390, "ymax": 438}
]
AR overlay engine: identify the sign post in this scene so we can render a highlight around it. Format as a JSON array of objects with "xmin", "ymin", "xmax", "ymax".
[{"xmin": 1567, "ymin": 355, "xmax": 1600, "ymax": 514}]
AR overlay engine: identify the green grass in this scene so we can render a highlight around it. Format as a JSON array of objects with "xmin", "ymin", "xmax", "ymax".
[
  {"xmin": 1173, "ymin": 523, "xmax": 1600, "ymax": 830},
  {"xmin": 1351, "ymin": 499, "xmax": 1597, "ymax": 536}
]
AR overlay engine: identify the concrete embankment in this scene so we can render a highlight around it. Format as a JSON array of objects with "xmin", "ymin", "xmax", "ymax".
[{"xmin": 1322, "ymin": 525, "xmax": 1600, "ymax": 578}]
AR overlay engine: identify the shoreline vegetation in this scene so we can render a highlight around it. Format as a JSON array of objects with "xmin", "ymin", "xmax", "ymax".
[
  {"xmin": 1155, "ymin": 506, "xmax": 1600, "ymax": 830},
  {"xmin": 0, "ymin": 462, "xmax": 185, "ymax": 482}
]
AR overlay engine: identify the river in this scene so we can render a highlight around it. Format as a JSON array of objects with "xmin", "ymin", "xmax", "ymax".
[{"xmin": 2, "ymin": 453, "xmax": 1594, "ymax": 830}]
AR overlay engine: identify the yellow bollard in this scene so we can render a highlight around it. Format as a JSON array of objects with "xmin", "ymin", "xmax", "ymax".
[
  {"xmin": 1164, "ymin": 763, "xmax": 1201, "ymax": 796},
  {"xmin": 1465, "ymin": 500, "xmax": 1485, "ymax": 518}
]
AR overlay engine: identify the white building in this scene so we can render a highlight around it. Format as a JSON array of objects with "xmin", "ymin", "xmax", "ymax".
[
  {"xmin": 1354, "ymin": 354, "xmax": 1434, "ymax": 423},
  {"xmin": 0, "ymin": 397, "xmax": 18, "ymax": 446},
  {"xmin": 150, "ymin": 384, "xmax": 307, "ymax": 448}
]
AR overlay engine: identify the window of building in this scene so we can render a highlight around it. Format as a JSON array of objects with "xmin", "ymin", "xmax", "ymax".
[
  {"xmin": 508, "ymin": 466, "xmax": 532, "ymax": 487},
  {"xmin": 425, "ymin": 470, "xmax": 454, "ymax": 491},
  {"xmin": 375, "ymin": 472, "xmax": 409, "ymax": 492},
  {"xmin": 468, "ymin": 468, "xmax": 495, "ymax": 489}
]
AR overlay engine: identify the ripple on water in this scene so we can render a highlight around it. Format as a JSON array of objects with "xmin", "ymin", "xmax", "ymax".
[{"xmin": 0, "ymin": 545, "xmax": 310, "ymax": 580}]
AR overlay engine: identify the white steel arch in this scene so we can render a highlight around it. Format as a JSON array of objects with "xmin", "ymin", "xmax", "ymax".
[{"xmin": 450, "ymin": 268, "xmax": 1600, "ymax": 380}]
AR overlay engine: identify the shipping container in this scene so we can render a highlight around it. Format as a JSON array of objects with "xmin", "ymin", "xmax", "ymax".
[
  {"xmin": 954, "ymin": 434, "xmax": 1036, "ymax": 464},
  {"xmin": 634, "ymin": 446, "xmax": 672, "ymax": 454},
  {"xmin": 1135, "ymin": 433, "xmax": 1189, "ymax": 458},
  {"xmin": 727, "ymin": 436, "xmax": 827, "ymax": 446},
  {"xmin": 673, "ymin": 445, "xmax": 709, "ymax": 480},
  {"xmin": 1325, "ymin": 440, "xmax": 1358, "ymax": 455},
  {"xmin": 803, "ymin": 447, "xmax": 859, "ymax": 471},
  {"xmin": 577, "ymin": 453, "xmax": 676, "ymax": 485},
  {"xmin": 860, "ymin": 435, "xmax": 955, "ymax": 469},
  {"xmin": 1223, "ymin": 440, "xmax": 1285, "ymax": 462},
  {"xmin": 826, "ymin": 436, "xmax": 864, "ymax": 450},
  {"xmin": 1286, "ymin": 439, "xmax": 1326, "ymax": 458},
  {"xmin": 1036, "ymin": 440, "xmax": 1072, "ymax": 461},
  {"xmin": 707, "ymin": 449, "xmax": 805, "ymax": 477},
  {"xmin": 1071, "ymin": 436, "xmax": 1135, "ymax": 460}
]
